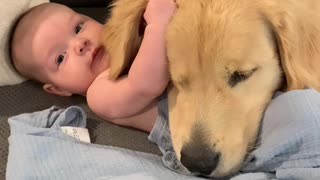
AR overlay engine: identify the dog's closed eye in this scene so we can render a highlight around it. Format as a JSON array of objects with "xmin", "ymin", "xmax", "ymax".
[{"xmin": 228, "ymin": 68, "xmax": 258, "ymax": 88}]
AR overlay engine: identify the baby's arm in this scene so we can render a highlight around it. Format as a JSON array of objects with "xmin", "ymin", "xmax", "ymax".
[
  {"xmin": 129, "ymin": 0, "xmax": 177, "ymax": 96},
  {"xmin": 128, "ymin": 24, "xmax": 169, "ymax": 98},
  {"xmin": 87, "ymin": 0, "xmax": 176, "ymax": 120}
]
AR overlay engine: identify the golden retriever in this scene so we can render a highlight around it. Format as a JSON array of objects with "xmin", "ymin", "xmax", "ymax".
[{"xmin": 102, "ymin": 0, "xmax": 320, "ymax": 177}]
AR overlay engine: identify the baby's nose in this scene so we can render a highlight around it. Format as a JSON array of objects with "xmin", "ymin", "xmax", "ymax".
[{"xmin": 75, "ymin": 38, "xmax": 90, "ymax": 55}]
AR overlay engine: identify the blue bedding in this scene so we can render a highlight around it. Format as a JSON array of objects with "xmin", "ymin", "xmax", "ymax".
[{"xmin": 6, "ymin": 89, "xmax": 320, "ymax": 180}]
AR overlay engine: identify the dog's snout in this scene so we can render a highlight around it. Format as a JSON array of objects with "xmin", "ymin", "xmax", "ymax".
[{"xmin": 180, "ymin": 143, "xmax": 220, "ymax": 175}]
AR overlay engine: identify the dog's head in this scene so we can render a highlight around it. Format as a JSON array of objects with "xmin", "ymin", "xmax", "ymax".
[{"xmin": 102, "ymin": 0, "xmax": 320, "ymax": 178}]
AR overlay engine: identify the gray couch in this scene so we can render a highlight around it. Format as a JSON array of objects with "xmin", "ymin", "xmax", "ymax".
[{"xmin": 0, "ymin": 2, "xmax": 160, "ymax": 179}]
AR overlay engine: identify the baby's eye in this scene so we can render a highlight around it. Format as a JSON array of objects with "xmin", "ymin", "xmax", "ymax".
[
  {"xmin": 75, "ymin": 23, "xmax": 84, "ymax": 34},
  {"xmin": 56, "ymin": 53, "xmax": 66, "ymax": 65}
]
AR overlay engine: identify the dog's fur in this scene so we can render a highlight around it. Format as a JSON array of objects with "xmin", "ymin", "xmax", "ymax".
[{"xmin": 102, "ymin": 0, "xmax": 320, "ymax": 177}]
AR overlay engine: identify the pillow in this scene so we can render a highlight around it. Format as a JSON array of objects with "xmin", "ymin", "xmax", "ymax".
[{"xmin": 0, "ymin": 0, "xmax": 49, "ymax": 86}]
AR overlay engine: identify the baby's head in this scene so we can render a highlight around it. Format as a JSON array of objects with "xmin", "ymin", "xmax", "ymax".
[{"xmin": 10, "ymin": 3, "xmax": 109, "ymax": 96}]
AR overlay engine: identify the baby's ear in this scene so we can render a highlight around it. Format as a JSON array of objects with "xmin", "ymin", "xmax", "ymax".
[
  {"xmin": 43, "ymin": 84, "xmax": 72, "ymax": 97},
  {"xmin": 102, "ymin": 0, "xmax": 148, "ymax": 80}
]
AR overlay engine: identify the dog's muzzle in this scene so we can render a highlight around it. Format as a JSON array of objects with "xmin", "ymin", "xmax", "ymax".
[
  {"xmin": 179, "ymin": 124, "xmax": 220, "ymax": 176},
  {"xmin": 181, "ymin": 143, "xmax": 220, "ymax": 175}
]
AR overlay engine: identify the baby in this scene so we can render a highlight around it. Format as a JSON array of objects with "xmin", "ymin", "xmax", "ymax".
[{"xmin": 10, "ymin": 1, "xmax": 176, "ymax": 132}]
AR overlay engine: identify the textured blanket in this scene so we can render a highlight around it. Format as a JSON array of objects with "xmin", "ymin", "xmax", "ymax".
[{"xmin": 6, "ymin": 89, "xmax": 320, "ymax": 179}]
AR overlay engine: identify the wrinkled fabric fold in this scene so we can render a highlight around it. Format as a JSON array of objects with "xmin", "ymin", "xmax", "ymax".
[{"xmin": 149, "ymin": 89, "xmax": 320, "ymax": 179}]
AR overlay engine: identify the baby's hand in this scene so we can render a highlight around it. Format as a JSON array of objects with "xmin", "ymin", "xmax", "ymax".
[{"xmin": 144, "ymin": 0, "xmax": 177, "ymax": 29}]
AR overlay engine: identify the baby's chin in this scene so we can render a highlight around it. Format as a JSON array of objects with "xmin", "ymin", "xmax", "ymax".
[{"xmin": 68, "ymin": 79, "xmax": 96, "ymax": 97}]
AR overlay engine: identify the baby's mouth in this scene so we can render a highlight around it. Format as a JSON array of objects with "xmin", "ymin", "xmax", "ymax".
[{"xmin": 91, "ymin": 46, "xmax": 104, "ymax": 67}]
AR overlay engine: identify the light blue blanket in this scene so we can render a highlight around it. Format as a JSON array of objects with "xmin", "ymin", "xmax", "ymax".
[{"xmin": 6, "ymin": 89, "xmax": 320, "ymax": 180}]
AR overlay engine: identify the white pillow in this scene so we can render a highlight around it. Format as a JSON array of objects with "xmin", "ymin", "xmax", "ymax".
[{"xmin": 0, "ymin": 0, "xmax": 49, "ymax": 86}]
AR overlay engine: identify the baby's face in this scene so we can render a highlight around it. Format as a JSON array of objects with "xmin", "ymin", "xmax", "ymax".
[{"xmin": 16, "ymin": 4, "xmax": 109, "ymax": 95}]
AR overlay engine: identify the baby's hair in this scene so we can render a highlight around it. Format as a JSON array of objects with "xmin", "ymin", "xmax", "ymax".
[
  {"xmin": 8, "ymin": 3, "xmax": 49, "ymax": 83},
  {"xmin": 8, "ymin": 5, "xmax": 38, "ymax": 67}
]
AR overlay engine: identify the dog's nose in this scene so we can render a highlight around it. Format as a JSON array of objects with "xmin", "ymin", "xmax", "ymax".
[{"xmin": 180, "ymin": 143, "xmax": 220, "ymax": 175}]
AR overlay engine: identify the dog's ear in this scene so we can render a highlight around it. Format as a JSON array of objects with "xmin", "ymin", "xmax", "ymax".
[
  {"xmin": 102, "ymin": 0, "xmax": 148, "ymax": 80},
  {"xmin": 261, "ymin": 2, "xmax": 320, "ymax": 90}
]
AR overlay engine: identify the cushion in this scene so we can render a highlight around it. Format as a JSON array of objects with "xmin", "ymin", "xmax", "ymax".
[{"xmin": 0, "ymin": 0, "xmax": 49, "ymax": 86}]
